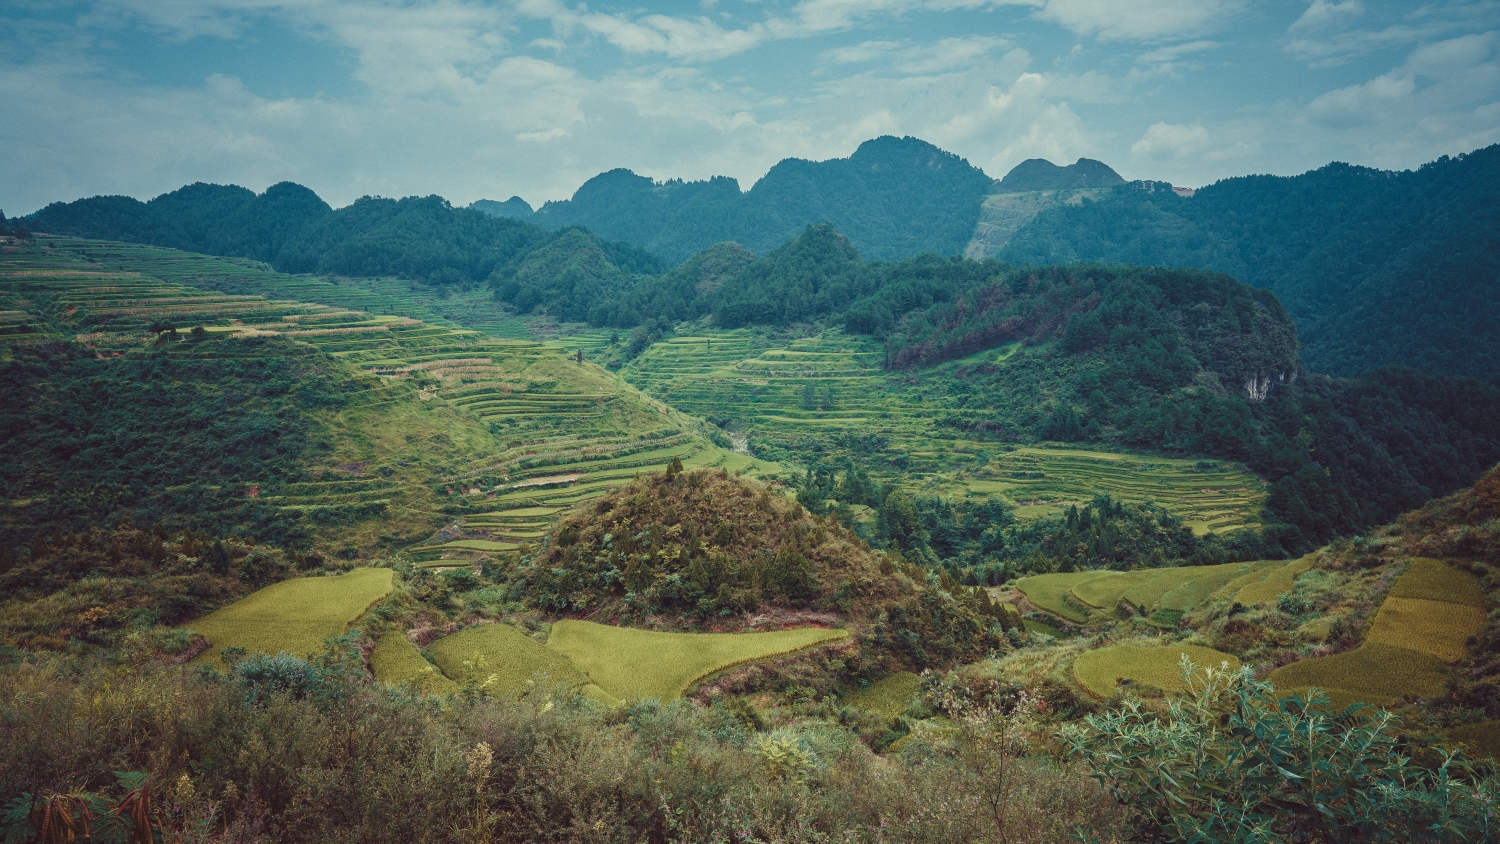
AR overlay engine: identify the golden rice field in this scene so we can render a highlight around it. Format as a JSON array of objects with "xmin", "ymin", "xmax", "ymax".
[
  {"xmin": 1230, "ymin": 556, "xmax": 1315, "ymax": 605},
  {"xmin": 1072, "ymin": 644, "xmax": 1241, "ymax": 699},
  {"xmin": 1268, "ymin": 559, "xmax": 1486, "ymax": 707},
  {"xmin": 545, "ymin": 620, "xmax": 850, "ymax": 701},
  {"xmin": 187, "ymin": 567, "xmax": 393, "ymax": 663},
  {"xmin": 843, "ymin": 672, "xmax": 923, "ymax": 717},
  {"xmin": 370, "ymin": 632, "xmax": 459, "ymax": 695}
]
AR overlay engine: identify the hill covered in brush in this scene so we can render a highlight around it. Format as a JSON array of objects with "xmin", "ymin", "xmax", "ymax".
[
  {"xmin": 26, "ymin": 184, "xmax": 664, "ymax": 290},
  {"xmin": 519, "ymin": 466, "xmax": 1003, "ymax": 668},
  {"xmin": 499, "ymin": 136, "xmax": 997, "ymax": 263},
  {"xmin": 999, "ymin": 145, "xmax": 1500, "ymax": 385}
]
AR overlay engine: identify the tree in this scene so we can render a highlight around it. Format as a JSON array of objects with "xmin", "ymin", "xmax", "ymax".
[{"xmin": 801, "ymin": 382, "xmax": 818, "ymax": 410}]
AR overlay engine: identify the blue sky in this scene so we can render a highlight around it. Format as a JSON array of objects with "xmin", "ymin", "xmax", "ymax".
[{"xmin": 3, "ymin": 0, "xmax": 1498, "ymax": 214}]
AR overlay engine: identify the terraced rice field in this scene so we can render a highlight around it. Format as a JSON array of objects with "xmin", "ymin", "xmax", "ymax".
[
  {"xmin": 621, "ymin": 330, "xmax": 1265, "ymax": 533},
  {"xmin": 371, "ymin": 632, "xmax": 460, "ymax": 694},
  {"xmin": 843, "ymin": 672, "xmax": 923, "ymax": 716},
  {"xmin": 1268, "ymin": 559, "xmax": 1488, "ymax": 707},
  {"xmin": 425, "ymin": 622, "xmax": 611, "ymax": 700},
  {"xmin": 2, "ymin": 239, "xmax": 772, "ymax": 557},
  {"xmin": 1012, "ymin": 560, "xmax": 1285, "ymax": 625},
  {"xmin": 545, "ymin": 620, "xmax": 850, "ymax": 700},
  {"xmin": 187, "ymin": 568, "xmax": 394, "ymax": 663},
  {"xmin": 1073, "ymin": 644, "xmax": 1241, "ymax": 699}
]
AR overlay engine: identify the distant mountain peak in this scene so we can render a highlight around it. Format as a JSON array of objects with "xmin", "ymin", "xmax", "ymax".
[
  {"xmin": 999, "ymin": 157, "xmax": 1124, "ymax": 192},
  {"xmin": 470, "ymin": 196, "xmax": 535, "ymax": 219}
]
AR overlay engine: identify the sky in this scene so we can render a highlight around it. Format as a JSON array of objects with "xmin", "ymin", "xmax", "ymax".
[{"xmin": 3, "ymin": 0, "xmax": 1499, "ymax": 214}]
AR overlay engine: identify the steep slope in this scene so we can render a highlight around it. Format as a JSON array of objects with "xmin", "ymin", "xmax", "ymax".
[
  {"xmin": 0, "ymin": 238, "xmax": 735, "ymax": 559},
  {"xmin": 998, "ymin": 145, "xmax": 1500, "ymax": 384}
]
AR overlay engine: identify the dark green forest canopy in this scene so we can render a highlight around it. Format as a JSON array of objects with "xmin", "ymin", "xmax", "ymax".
[{"xmin": 998, "ymin": 145, "xmax": 1500, "ymax": 385}]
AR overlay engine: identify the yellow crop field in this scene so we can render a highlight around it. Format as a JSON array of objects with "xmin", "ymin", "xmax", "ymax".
[
  {"xmin": 188, "ymin": 568, "xmax": 393, "ymax": 663},
  {"xmin": 843, "ymin": 672, "xmax": 922, "ymax": 717},
  {"xmin": 427, "ymin": 623, "xmax": 595, "ymax": 698},
  {"xmin": 1232, "ymin": 556, "xmax": 1313, "ymax": 605},
  {"xmin": 1267, "ymin": 642, "xmax": 1450, "ymax": 706},
  {"xmin": 1389, "ymin": 558, "xmax": 1486, "ymax": 606},
  {"xmin": 546, "ymin": 620, "xmax": 849, "ymax": 700},
  {"xmin": 1267, "ymin": 558, "xmax": 1485, "ymax": 707},
  {"xmin": 1072, "ymin": 644, "xmax": 1240, "ymax": 699},
  {"xmin": 1364, "ymin": 597, "xmax": 1486, "ymax": 663},
  {"xmin": 371, "ymin": 632, "xmax": 459, "ymax": 694}
]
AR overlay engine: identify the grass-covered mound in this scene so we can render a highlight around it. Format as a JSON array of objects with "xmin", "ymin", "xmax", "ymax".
[{"xmin": 522, "ymin": 467, "xmax": 1001, "ymax": 668}]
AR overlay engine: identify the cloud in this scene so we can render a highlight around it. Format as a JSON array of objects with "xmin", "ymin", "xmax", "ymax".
[
  {"xmin": 1137, "ymin": 40, "xmax": 1223, "ymax": 65},
  {"xmin": 1289, "ymin": 0, "xmax": 1363, "ymax": 33},
  {"xmin": 1130, "ymin": 122, "xmax": 1211, "ymax": 159},
  {"xmin": 1034, "ymin": 0, "xmax": 1242, "ymax": 42},
  {"xmin": 1301, "ymin": 32, "xmax": 1500, "ymax": 162}
]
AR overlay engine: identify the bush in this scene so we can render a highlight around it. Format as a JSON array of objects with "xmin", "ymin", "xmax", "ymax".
[{"xmin": 1061, "ymin": 658, "xmax": 1500, "ymax": 842}]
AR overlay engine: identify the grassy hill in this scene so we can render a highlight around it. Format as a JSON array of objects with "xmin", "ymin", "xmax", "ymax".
[{"xmin": 0, "ymin": 238, "xmax": 748, "ymax": 558}]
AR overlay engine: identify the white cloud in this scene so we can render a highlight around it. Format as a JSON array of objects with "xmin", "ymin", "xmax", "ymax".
[
  {"xmin": 1130, "ymin": 122, "xmax": 1211, "ymax": 159},
  {"xmin": 1034, "ymin": 0, "xmax": 1242, "ymax": 42},
  {"xmin": 1289, "ymin": 0, "xmax": 1363, "ymax": 33}
]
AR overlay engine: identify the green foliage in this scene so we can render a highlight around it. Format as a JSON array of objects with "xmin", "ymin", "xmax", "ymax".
[
  {"xmin": 532, "ymin": 135, "xmax": 996, "ymax": 263},
  {"xmin": 0, "ymin": 337, "xmax": 363, "ymax": 548},
  {"xmin": 1063, "ymin": 660, "xmax": 1500, "ymax": 842},
  {"xmin": 1000, "ymin": 146, "xmax": 1500, "ymax": 385}
]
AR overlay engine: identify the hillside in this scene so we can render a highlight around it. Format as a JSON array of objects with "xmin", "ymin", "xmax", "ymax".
[
  {"xmin": 493, "ymin": 136, "xmax": 997, "ymax": 263},
  {"xmin": 0, "ymin": 238, "xmax": 746, "ymax": 560},
  {"xmin": 998, "ymin": 145, "xmax": 1500, "ymax": 385},
  {"xmin": 25, "ymin": 184, "xmax": 661, "ymax": 292}
]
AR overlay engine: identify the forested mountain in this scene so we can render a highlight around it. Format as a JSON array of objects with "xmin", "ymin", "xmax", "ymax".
[
  {"xmin": 25, "ymin": 183, "xmax": 653, "ymax": 287},
  {"xmin": 1000, "ymin": 145, "xmax": 1500, "ymax": 385},
  {"xmin": 482, "ymin": 136, "xmax": 997, "ymax": 262},
  {"xmin": 997, "ymin": 158, "xmax": 1124, "ymax": 191}
]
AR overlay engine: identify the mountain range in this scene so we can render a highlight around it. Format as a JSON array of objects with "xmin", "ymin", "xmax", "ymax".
[{"xmin": 19, "ymin": 137, "xmax": 1500, "ymax": 386}]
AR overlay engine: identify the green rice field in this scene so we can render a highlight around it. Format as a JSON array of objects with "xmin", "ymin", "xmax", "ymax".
[
  {"xmin": 545, "ymin": 620, "xmax": 850, "ymax": 700},
  {"xmin": 371, "ymin": 631, "xmax": 460, "ymax": 694},
  {"xmin": 843, "ymin": 672, "xmax": 923, "ymax": 717},
  {"xmin": 1268, "ymin": 559, "xmax": 1487, "ymax": 706},
  {"xmin": 1, "ymin": 239, "xmax": 775, "ymax": 557},
  {"xmin": 1012, "ymin": 560, "xmax": 1285, "ymax": 625},
  {"xmin": 187, "ymin": 568, "xmax": 393, "ymax": 663},
  {"xmin": 620, "ymin": 329, "xmax": 1265, "ymax": 533},
  {"xmin": 425, "ymin": 622, "xmax": 610, "ymax": 700}
]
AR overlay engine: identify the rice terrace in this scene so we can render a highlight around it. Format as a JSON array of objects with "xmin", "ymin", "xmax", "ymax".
[{"xmin": 6, "ymin": 22, "xmax": 1500, "ymax": 840}]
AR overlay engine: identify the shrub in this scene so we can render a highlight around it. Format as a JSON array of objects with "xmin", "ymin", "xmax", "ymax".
[{"xmin": 1061, "ymin": 658, "xmax": 1500, "ymax": 842}]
